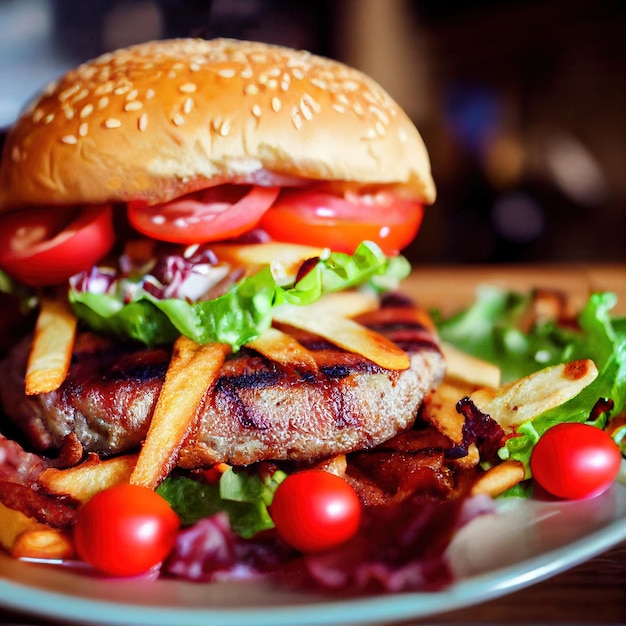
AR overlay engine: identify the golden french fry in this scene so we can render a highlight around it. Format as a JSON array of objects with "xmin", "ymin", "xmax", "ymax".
[
  {"xmin": 471, "ymin": 460, "xmax": 526, "ymax": 497},
  {"xmin": 441, "ymin": 342, "xmax": 501, "ymax": 388},
  {"xmin": 210, "ymin": 242, "xmax": 325, "ymax": 283},
  {"xmin": 273, "ymin": 296, "xmax": 409, "ymax": 370},
  {"xmin": 25, "ymin": 298, "xmax": 77, "ymax": 395},
  {"xmin": 130, "ymin": 337, "xmax": 230, "ymax": 490},
  {"xmin": 246, "ymin": 327, "xmax": 318, "ymax": 373},
  {"xmin": 421, "ymin": 382, "xmax": 473, "ymax": 445},
  {"xmin": 0, "ymin": 502, "xmax": 41, "ymax": 553},
  {"xmin": 11, "ymin": 527, "xmax": 74, "ymax": 560},
  {"xmin": 39, "ymin": 454, "xmax": 137, "ymax": 504},
  {"xmin": 470, "ymin": 359, "xmax": 598, "ymax": 432}
]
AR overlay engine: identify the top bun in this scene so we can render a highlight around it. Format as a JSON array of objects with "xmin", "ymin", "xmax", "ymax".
[{"xmin": 0, "ymin": 38, "xmax": 435, "ymax": 210}]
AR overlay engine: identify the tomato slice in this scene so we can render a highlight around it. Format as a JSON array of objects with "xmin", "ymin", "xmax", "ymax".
[
  {"xmin": 259, "ymin": 189, "xmax": 424, "ymax": 255},
  {"xmin": 0, "ymin": 205, "xmax": 114, "ymax": 287},
  {"xmin": 127, "ymin": 185, "xmax": 280, "ymax": 244}
]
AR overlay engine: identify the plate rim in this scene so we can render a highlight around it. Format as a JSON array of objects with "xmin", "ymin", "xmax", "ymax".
[{"xmin": 1, "ymin": 490, "xmax": 625, "ymax": 626}]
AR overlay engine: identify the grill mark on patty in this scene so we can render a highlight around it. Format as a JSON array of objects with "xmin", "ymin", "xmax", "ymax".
[{"xmin": 0, "ymin": 301, "xmax": 446, "ymax": 465}]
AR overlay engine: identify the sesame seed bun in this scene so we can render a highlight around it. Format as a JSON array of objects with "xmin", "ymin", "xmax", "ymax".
[{"xmin": 0, "ymin": 38, "xmax": 435, "ymax": 211}]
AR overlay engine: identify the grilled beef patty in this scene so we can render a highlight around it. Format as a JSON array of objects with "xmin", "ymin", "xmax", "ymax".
[{"xmin": 0, "ymin": 301, "xmax": 445, "ymax": 466}]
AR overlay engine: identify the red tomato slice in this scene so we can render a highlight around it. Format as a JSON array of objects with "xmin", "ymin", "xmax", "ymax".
[
  {"xmin": 259, "ymin": 189, "xmax": 424, "ymax": 255},
  {"xmin": 127, "ymin": 185, "xmax": 280, "ymax": 244},
  {"xmin": 0, "ymin": 205, "xmax": 114, "ymax": 287}
]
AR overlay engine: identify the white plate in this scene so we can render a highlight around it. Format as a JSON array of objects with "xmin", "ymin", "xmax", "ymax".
[{"xmin": 1, "ymin": 480, "xmax": 625, "ymax": 626}]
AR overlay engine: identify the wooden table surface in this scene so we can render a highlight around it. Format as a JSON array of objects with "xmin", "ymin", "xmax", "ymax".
[{"xmin": 1, "ymin": 264, "xmax": 625, "ymax": 626}]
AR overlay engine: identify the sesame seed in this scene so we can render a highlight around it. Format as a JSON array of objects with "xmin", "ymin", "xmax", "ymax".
[
  {"xmin": 267, "ymin": 78, "xmax": 278, "ymax": 90},
  {"xmin": 241, "ymin": 67, "xmax": 253, "ymax": 79},
  {"xmin": 179, "ymin": 82, "xmax": 197, "ymax": 93},
  {"xmin": 183, "ymin": 97, "xmax": 194, "ymax": 114},
  {"xmin": 138, "ymin": 113, "xmax": 148, "ymax": 131},
  {"xmin": 58, "ymin": 84, "xmax": 81, "ymax": 102},
  {"xmin": 271, "ymin": 97, "xmax": 282, "ymax": 112},
  {"xmin": 172, "ymin": 113, "xmax": 185, "ymax": 126},
  {"xmin": 302, "ymin": 93, "xmax": 320, "ymax": 113},
  {"xmin": 11, "ymin": 146, "xmax": 20, "ymax": 163},
  {"xmin": 63, "ymin": 108, "xmax": 75, "ymax": 120},
  {"xmin": 73, "ymin": 88, "xmax": 89, "ymax": 103},
  {"xmin": 311, "ymin": 78, "xmax": 328, "ymax": 91},
  {"xmin": 332, "ymin": 104, "xmax": 346, "ymax": 114},
  {"xmin": 32, "ymin": 108, "xmax": 45, "ymax": 123},
  {"xmin": 352, "ymin": 102, "xmax": 365, "ymax": 117},
  {"xmin": 244, "ymin": 84, "xmax": 259, "ymax": 96},
  {"xmin": 375, "ymin": 121, "xmax": 386, "ymax": 136},
  {"xmin": 79, "ymin": 122, "xmax": 89, "ymax": 137},
  {"xmin": 104, "ymin": 118, "xmax": 121, "ymax": 128},
  {"xmin": 146, "ymin": 89, "xmax": 155, "ymax": 100},
  {"xmin": 126, "ymin": 89, "xmax": 139, "ymax": 101},
  {"xmin": 217, "ymin": 68, "xmax": 235, "ymax": 78},
  {"xmin": 94, "ymin": 82, "xmax": 114, "ymax": 96},
  {"xmin": 252, "ymin": 104, "xmax": 262, "ymax": 118},
  {"xmin": 98, "ymin": 96, "xmax": 109, "ymax": 110},
  {"xmin": 219, "ymin": 119, "xmax": 231, "ymax": 136},
  {"xmin": 114, "ymin": 85, "xmax": 131, "ymax": 96},
  {"xmin": 61, "ymin": 135, "xmax": 78, "ymax": 144},
  {"xmin": 291, "ymin": 107, "xmax": 302, "ymax": 130},
  {"xmin": 44, "ymin": 113, "xmax": 55, "ymax": 124},
  {"xmin": 124, "ymin": 101, "xmax": 143, "ymax": 112},
  {"xmin": 80, "ymin": 104, "xmax": 94, "ymax": 118},
  {"xmin": 300, "ymin": 102, "xmax": 312, "ymax": 121},
  {"xmin": 189, "ymin": 62, "xmax": 202, "ymax": 72},
  {"xmin": 291, "ymin": 68, "xmax": 305, "ymax": 80}
]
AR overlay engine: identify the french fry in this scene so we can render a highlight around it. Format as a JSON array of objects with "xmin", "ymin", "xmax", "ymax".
[
  {"xmin": 471, "ymin": 460, "xmax": 526, "ymax": 497},
  {"xmin": 210, "ymin": 242, "xmax": 325, "ymax": 283},
  {"xmin": 11, "ymin": 527, "xmax": 74, "ymax": 560},
  {"xmin": 273, "ymin": 295, "xmax": 409, "ymax": 370},
  {"xmin": 39, "ymin": 454, "xmax": 137, "ymax": 504},
  {"xmin": 470, "ymin": 359, "xmax": 598, "ymax": 432},
  {"xmin": 246, "ymin": 327, "xmax": 318, "ymax": 373},
  {"xmin": 130, "ymin": 337, "xmax": 230, "ymax": 490},
  {"xmin": 25, "ymin": 298, "xmax": 77, "ymax": 395},
  {"xmin": 0, "ymin": 502, "xmax": 41, "ymax": 553},
  {"xmin": 421, "ymin": 382, "xmax": 470, "ymax": 445},
  {"xmin": 441, "ymin": 342, "xmax": 501, "ymax": 388}
]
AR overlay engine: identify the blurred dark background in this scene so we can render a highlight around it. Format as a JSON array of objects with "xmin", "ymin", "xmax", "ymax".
[{"xmin": 0, "ymin": 0, "xmax": 624, "ymax": 265}]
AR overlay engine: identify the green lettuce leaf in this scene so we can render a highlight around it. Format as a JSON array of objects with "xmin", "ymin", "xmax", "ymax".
[
  {"xmin": 435, "ymin": 289, "xmax": 626, "ymax": 480},
  {"xmin": 156, "ymin": 468, "xmax": 286, "ymax": 539},
  {"xmin": 69, "ymin": 241, "xmax": 409, "ymax": 350}
]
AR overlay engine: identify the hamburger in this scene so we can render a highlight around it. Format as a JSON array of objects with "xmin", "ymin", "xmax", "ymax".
[
  {"xmin": 0, "ymin": 39, "xmax": 462, "ymax": 576},
  {"xmin": 0, "ymin": 37, "xmax": 442, "ymax": 464}
]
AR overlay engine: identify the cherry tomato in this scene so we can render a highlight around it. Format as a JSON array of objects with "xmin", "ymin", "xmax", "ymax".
[
  {"xmin": 0, "ymin": 205, "xmax": 114, "ymax": 287},
  {"xmin": 74, "ymin": 484, "xmax": 180, "ymax": 577},
  {"xmin": 259, "ymin": 189, "xmax": 424, "ymax": 254},
  {"xmin": 530, "ymin": 423, "xmax": 622, "ymax": 500},
  {"xmin": 270, "ymin": 470, "xmax": 361, "ymax": 553},
  {"xmin": 127, "ymin": 185, "xmax": 280, "ymax": 244}
]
